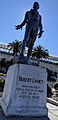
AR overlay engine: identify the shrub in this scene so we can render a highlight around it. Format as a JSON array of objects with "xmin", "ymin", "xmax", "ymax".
[
  {"xmin": 0, "ymin": 81, "xmax": 5, "ymax": 92},
  {"xmin": 0, "ymin": 73, "xmax": 6, "ymax": 76},
  {"xmin": 0, "ymin": 76, "xmax": 6, "ymax": 92},
  {"xmin": 54, "ymin": 82, "xmax": 58, "ymax": 90},
  {"xmin": 47, "ymin": 84, "xmax": 52, "ymax": 97}
]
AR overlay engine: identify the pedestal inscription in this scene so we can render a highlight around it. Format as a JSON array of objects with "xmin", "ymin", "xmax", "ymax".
[
  {"xmin": 0, "ymin": 64, "xmax": 48, "ymax": 116},
  {"xmin": 16, "ymin": 76, "xmax": 44, "ymax": 106}
]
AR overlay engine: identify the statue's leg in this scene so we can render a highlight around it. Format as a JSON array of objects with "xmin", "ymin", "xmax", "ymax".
[
  {"xmin": 20, "ymin": 25, "xmax": 31, "ymax": 56},
  {"xmin": 20, "ymin": 39, "xmax": 26, "ymax": 56},
  {"xmin": 27, "ymin": 29, "xmax": 38, "ymax": 59},
  {"xmin": 27, "ymin": 40, "xmax": 34, "ymax": 59}
]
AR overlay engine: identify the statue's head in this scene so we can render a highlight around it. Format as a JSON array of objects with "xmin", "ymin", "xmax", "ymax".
[{"xmin": 33, "ymin": 2, "xmax": 39, "ymax": 10}]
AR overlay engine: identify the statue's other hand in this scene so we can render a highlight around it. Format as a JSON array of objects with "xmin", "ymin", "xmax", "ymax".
[
  {"xmin": 38, "ymin": 31, "xmax": 44, "ymax": 38},
  {"xmin": 15, "ymin": 25, "xmax": 22, "ymax": 30}
]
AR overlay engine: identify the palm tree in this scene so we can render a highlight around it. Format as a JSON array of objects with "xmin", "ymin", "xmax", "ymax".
[
  {"xmin": 32, "ymin": 45, "xmax": 49, "ymax": 59},
  {"xmin": 7, "ymin": 40, "xmax": 22, "ymax": 57}
]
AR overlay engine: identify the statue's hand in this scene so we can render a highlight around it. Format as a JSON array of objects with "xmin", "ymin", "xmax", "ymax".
[
  {"xmin": 38, "ymin": 32, "xmax": 42, "ymax": 38},
  {"xmin": 15, "ymin": 25, "xmax": 22, "ymax": 30},
  {"xmin": 38, "ymin": 31, "xmax": 44, "ymax": 38}
]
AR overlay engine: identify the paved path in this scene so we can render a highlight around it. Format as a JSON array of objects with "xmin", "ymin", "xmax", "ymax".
[
  {"xmin": 0, "ymin": 102, "xmax": 58, "ymax": 120},
  {"xmin": 47, "ymin": 102, "xmax": 58, "ymax": 120}
]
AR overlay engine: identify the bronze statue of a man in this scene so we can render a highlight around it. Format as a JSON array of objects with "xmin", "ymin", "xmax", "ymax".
[{"xmin": 15, "ymin": 2, "xmax": 43, "ymax": 60}]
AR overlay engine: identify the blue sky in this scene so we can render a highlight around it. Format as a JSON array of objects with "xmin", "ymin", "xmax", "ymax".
[{"xmin": 0, "ymin": 0, "xmax": 58, "ymax": 57}]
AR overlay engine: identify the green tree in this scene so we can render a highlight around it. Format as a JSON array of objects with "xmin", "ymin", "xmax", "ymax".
[
  {"xmin": 32, "ymin": 45, "xmax": 49, "ymax": 59},
  {"xmin": 7, "ymin": 40, "xmax": 22, "ymax": 57}
]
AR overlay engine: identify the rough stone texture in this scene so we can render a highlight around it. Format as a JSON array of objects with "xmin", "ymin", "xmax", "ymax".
[{"xmin": 0, "ymin": 64, "xmax": 48, "ymax": 116}]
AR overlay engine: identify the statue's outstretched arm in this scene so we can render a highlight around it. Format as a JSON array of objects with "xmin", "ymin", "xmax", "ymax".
[{"xmin": 15, "ymin": 11, "xmax": 29, "ymax": 30}]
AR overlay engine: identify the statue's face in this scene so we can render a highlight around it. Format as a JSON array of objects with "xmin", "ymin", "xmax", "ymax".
[
  {"xmin": 34, "ymin": 5, "xmax": 39, "ymax": 10},
  {"xmin": 33, "ymin": 7, "xmax": 39, "ymax": 11}
]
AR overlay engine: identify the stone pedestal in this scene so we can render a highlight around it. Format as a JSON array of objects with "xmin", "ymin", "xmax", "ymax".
[{"xmin": 0, "ymin": 64, "xmax": 48, "ymax": 116}]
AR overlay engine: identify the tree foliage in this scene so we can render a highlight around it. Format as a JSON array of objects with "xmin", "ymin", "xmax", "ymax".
[
  {"xmin": 32, "ymin": 45, "xmax": 49, "ymax": 59},
  {"xmin": 7, "ymin": 40, "xmax": 22, "ymax": 56},
  {"xmin": 54, "ymin": 82, "xmax": 58, "ymax": 90}
]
